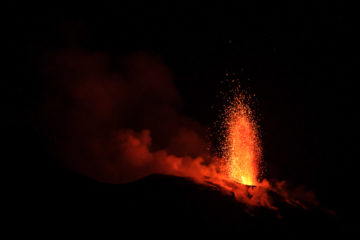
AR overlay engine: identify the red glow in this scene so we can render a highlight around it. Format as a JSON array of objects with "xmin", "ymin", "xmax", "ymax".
[{"xmin": 42, "ymin": 50, "xmax": 318, "ymax": 209}]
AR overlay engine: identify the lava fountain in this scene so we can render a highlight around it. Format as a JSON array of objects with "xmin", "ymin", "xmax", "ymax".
[{"xmin": 223, "ymin": 95, "xmax": 261, "ymax": 186}]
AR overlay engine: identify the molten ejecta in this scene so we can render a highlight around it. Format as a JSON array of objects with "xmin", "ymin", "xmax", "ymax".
[{"xmin": 223, "ymin": 95, "xmax": 261, "ymax": 186}]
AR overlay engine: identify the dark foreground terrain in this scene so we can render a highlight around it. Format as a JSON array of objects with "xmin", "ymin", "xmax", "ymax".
[{"xmin": 17, "ymin": 169, "xmax": 348, "ymax": 238}]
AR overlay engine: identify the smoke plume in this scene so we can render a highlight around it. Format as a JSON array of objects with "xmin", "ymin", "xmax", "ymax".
[{"xmin": 41, "ymin": 49, "xmax": 211, "ymax": 184}]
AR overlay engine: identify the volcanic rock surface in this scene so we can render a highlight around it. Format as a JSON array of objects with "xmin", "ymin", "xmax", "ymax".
[{"xmin": 32, "ymin": 169, "xmax": 343, "ymax": 237}]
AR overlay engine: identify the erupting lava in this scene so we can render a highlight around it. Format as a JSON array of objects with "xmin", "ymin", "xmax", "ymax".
[{"xmin": 223, "ymin": 95, "xmax": 261, "ymax": 186}]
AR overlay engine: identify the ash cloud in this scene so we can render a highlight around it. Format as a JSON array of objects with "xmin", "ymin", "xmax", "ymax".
[{"xmin": 41, "ymin": 49, "xmax": 210, "ymax": 183}]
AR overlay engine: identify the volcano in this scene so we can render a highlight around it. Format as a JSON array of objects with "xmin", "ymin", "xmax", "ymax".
[{"xmin": 32, "ymin": 168, "xmax": 344, "ymax": 237}]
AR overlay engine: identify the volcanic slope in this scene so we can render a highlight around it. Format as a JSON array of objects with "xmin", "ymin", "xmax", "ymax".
[{"xmin": 35, "ymin": 169, "xmax": 343, "ymax": 237}]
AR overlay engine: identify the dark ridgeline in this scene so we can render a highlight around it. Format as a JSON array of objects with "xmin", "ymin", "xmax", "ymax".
[{"xmin": 27, "ymin": 168, "xmax": 342, "ymax": 237}]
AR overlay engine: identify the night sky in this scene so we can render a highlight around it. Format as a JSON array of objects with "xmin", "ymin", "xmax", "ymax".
[{"xmin": 6, "ymin": 0, "xmax": 357, "ymax": 229}]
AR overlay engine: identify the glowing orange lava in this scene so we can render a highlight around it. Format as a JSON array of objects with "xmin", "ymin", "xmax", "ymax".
[{"xmin": 224, "ymin": 96, "xmax": 261, "ymax": 186}]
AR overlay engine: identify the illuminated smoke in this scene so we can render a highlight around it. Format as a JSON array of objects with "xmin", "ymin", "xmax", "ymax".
[{"xmin": 41, "ymin": 49, "xmax": 209, "ymax": 183}]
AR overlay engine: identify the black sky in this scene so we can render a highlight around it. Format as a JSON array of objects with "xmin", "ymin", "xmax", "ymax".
[{"xmin": 6, "ymin": 0, "xmax": 356, "ymax": 222}]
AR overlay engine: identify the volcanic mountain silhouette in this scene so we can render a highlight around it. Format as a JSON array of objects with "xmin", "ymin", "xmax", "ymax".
[{"xmin": 37, "ymin": 169, "xmax": 343, "ymax": 237}]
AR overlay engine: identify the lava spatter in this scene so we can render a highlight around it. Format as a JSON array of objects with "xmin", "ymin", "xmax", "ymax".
[{"xmin": 222, "ymin": 93, "xmax": 262, "ymax": 186}]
